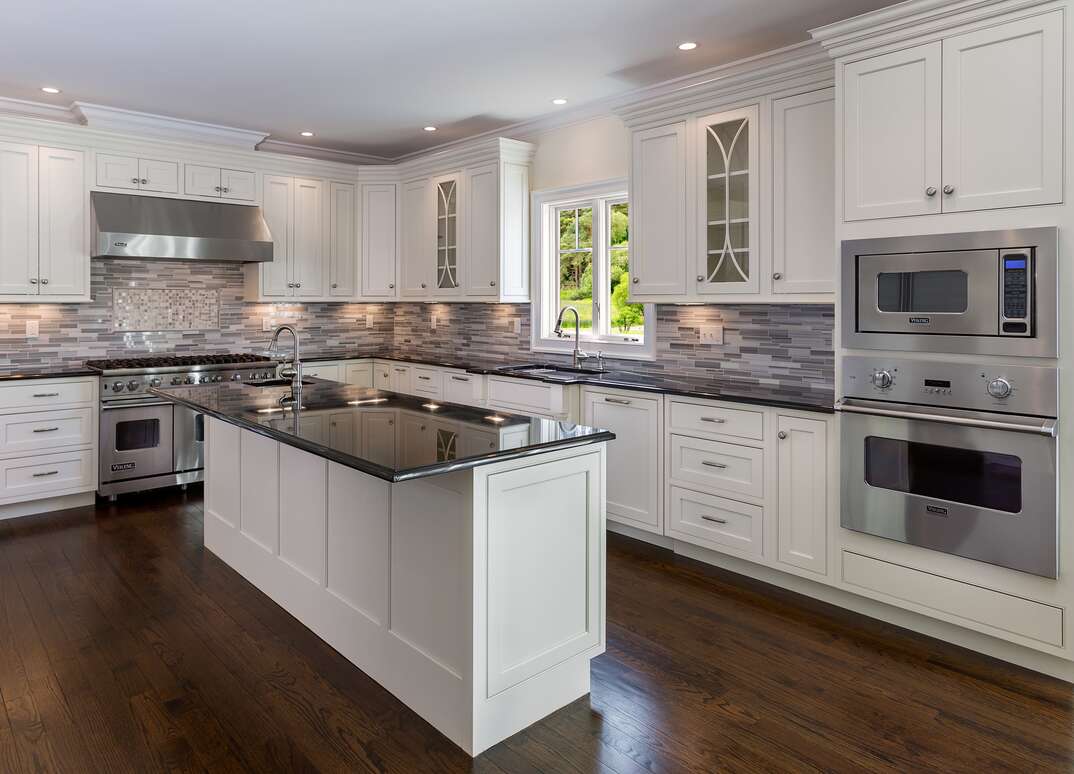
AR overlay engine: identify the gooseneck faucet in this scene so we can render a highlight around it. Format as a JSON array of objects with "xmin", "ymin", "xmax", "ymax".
[
  {"xmin": 554, "ymin": 306, "xmax": 591, "ymax": 369},
  {"xmin": 268, "ymin": 324, "xmax": 302, "ymax": 402}
]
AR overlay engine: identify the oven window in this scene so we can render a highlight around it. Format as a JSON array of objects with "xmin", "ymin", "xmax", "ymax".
[
  {"xmin": 864, "ymin": 436, "xmax": 1021, "ymax": 513},
  {"xmin": 876, "ymin": 270, "xmax": 969, "ymax": 313},
  {"xmin": 115, "ymin": 418, "xmax": 161, "ymax": 451}
]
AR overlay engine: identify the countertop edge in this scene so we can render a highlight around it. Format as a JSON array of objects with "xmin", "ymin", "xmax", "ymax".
[{"xmin": 0, "ymin": 368, "xmax": 99, "ymax": 382}]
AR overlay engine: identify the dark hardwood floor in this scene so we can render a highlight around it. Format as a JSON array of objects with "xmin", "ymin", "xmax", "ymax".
[{"xmin": 0, "ymin": 488, "xmax": 1071, "ymax": 773}]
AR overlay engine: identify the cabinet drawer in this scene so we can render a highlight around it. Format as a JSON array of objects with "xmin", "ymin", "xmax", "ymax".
[
  {"xmin": 444, "ymin": 372, "xmax": 482, "ymax": 407},
  {"xmin": 303, "ymin": 364, "xmax": 341, "ymax": 382},
  {"xmin": 0, "ymin": 448, "xmax": 95, "ymax": 501},
  {"xmin": 668, "ymin": 400, "xmax": 763, "ymax": 441},
  {"xmin": 669, "ymin": 486, "xmax": 762, "ymax": 557},
  {"xmin": 842, "ymin": 552, "xmax": 1063, "ymax": 648},
  {"xmin": 487, "ymin": 376, "xmax": 564, "ymax": 417},
  {"xmin": 0, "ymin": 408, "xmax": 93, "ymax": 455},
  {"xmin": 412, "ymin": 367, "xmax": 443, "ymax": 398},
  {"xmin": 344, "ymin": 362, "xmax": 374, "ymax": 388},
  {"xmin": 668, "ymin": 434, "xmax": 764, "ymax": 500},
  {"xmin": 0, "ymin": 380, "xmax": 94, "ymax": 409}
]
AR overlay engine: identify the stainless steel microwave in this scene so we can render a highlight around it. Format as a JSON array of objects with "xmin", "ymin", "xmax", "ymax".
[{"xmin": 841, "ymin": 228, "xmax": 1058, "ymax": 358}]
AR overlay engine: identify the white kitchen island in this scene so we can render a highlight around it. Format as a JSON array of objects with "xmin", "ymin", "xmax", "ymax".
[{"xmin": 155, "ymin": 379, "xmax": 610, "ymax": 756}]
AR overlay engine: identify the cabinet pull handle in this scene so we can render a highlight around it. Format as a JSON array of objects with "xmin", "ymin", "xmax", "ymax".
[
  {"xmin": 701, "ymin": 460, "xmax": 728, "ymax": 469},
  {"xmin": 451, "ymin": 376, "xmax": 469, "ymax": 382},
  {"xmin": 772, "ymin": 272, "xmax": 782, "ymax": 281},
  {"xmin": 418, "ymin": 375, "xmax": 430, "ymax": 381},
  {"xmin": 394, "ymin": 368, "xmax": 406, "ymax": 373},
  {"xmin": 29, "ymin": 278, "xmax": 38, "ymax": 285},
  {"xmin": 778, "ymin": 431, "xmax": 788, "ymax": 440},
  {"xmin": 605, "ymin": 397, "xmax": 631, "ymax": 405},
  {"xmin": 32, "ymin": 392, "xmax": 59, "ymax": 398},
  {"xmin": 943, "ymin": 185, "xmax": 955, "ymax": 195},
  {"xmin": 32, "ymin": 470, "xmax": 59, "ymax": 478},
  {"xmin": 489, "ymin": 280, "xmax": 496, "ymax": 287},
  {"xmin": 925, "ymin": 186, "xmax": 937, "ymax": 197},
  {"xmin": 700, "ymin": 514, "xmax": 728, "ymax": 525},
  {"xmin": 699, "ymin": 417, "xmax": 727, "ymax": 424},
  {"xmin": 32, "ymin": 427, "xmax": 60, "ymax": 433}
]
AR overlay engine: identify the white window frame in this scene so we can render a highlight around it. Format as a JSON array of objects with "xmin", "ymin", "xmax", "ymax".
[{"xmin": 531, "ymin": 179, "xmax": 655, "ymax": 361}]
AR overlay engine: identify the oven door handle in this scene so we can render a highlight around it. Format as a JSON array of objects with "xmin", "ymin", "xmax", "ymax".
[
  {"xmin": 836, "ymin": 399, "xmax": 1057, "ymax": 437},
  {"xmin": 101, "ymin": 399, "xmax": 174, "ymax": 410}
]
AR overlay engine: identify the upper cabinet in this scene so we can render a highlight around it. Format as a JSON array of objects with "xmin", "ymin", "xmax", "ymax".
[
  {"xmin": 327, "ymin": 181, "xmax": 356, "ymax": 297},
  {"xmin": 434, "ymin": 174, "xmax": 461, "ymax": 296},
  {"xmin": 630, "ymin": 123, "xmax": 688, "ymax": 297},
  {"xmin": 0, "ymin": 142, "xmax": 88, "ymax": 302},
  {"xmin": 359, "ymin": 181, "xmax": 398, "ymax": 297},
  {"xmin": 96, "ymin": 153, "xmax": 178, "ymax": 194},
  {"xmin": 183, "ymin": 164, "xmax": 257, "ymax": 201},
  {"xmin": 841, "ymin": 10, "xmax": 1063, "ymax": 220}
]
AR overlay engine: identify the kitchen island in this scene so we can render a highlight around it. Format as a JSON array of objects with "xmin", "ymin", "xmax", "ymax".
[{"xmin": 152, "ymin": 378, "xmax": 612, "ymax": 756}]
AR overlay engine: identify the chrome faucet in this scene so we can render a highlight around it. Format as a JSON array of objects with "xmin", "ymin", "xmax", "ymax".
[
  {"xmin": 268, "ymin": 324, "xmax": 302, "ymax": 400},
  {"xmin": 554, "ymin": 306, "xmax": 592, "ymax": 369}
]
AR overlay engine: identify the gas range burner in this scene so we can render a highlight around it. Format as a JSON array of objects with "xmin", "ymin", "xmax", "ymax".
[{"xmin": 86, "ymin": 353, "xmax": 272, "ymax": 373}]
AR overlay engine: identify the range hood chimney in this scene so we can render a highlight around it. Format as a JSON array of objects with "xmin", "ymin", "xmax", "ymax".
[{"xmin": 91, "ymin": 192, "xmax": 274, "ymax": 263}]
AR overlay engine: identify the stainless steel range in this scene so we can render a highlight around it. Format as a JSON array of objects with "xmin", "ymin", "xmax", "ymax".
[{"xmin": 87, "ymin": 354, "xmax": 277, "ymax": 498}]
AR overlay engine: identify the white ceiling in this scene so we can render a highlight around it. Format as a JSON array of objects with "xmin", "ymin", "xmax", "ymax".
[{"xmin": 3, "ymin": 0, "xmax": 899, "ymax": 159}]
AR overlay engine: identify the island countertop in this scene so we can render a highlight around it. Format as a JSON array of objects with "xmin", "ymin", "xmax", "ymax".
[{"xmin": 151, "ymin": 379, "xmax": 614, "ymax": 482}]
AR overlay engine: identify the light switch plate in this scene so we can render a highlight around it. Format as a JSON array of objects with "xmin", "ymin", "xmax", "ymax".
[
  {"xmin": 513, "ymin": 318, "xmax": 521, "ymax": 335},
  {"xmin": 365, "ymin": 314, "xmax": 374, "ymax": 330},
  {"xmin": 262, "ymin": 317, "xmax": 274, "ymax": 332},
  {"xmin": 431, "ymin": 315, "xmax": 438, "ymax": 331},
  {"xmin": 699, "ymin": 324, "xmax": 724, "ymax": 345},
  {"xmin": 25, "ymin": 320, "xmax": 38, "ymax": 337}
]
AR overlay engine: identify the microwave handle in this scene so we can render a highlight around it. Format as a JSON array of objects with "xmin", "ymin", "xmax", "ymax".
[{"xmin": 836, "ymin": 399, "xmax": 1057, "ymax": 437}]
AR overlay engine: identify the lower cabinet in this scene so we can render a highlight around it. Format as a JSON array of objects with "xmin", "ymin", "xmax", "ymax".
[
  {"xmin": 775, "ymin": 413, "xmax": 828, "ymax": 576},
  {"xmin": 302, "ymin": 363, "xmax": 341, "ymax": 382},
  {"xmin": 581, "ymin": 388, "xmax": 662, "ymax": 534}
]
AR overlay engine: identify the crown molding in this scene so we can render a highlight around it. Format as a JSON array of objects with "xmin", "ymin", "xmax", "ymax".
[
  {"xmin": 0, "ymin": 95, "xmax": 80, "ymax": 123},
  {"xmin": 71, "ymin": 102, "xmax": 269, "ymax": 149},
  {"xmin": 256, "ymin": 138, "xmax": 392, "ymax": 165},
  {"xmin": 809, "ymin": 0, "xmax": 1057, "ymax": 58}
]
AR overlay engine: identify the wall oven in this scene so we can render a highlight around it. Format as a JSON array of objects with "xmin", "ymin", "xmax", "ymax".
[
  {"xmin": 842, "ymin": 228, "xmax": 1058, "ymax": 357},
  {"xmin": 838, "ymin": 357, "xmax": 1058, "ymax": 578}
]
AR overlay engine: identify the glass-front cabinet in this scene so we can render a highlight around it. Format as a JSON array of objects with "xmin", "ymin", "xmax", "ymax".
[
  {"xmin": 434, "ymin": 173, "xmax": 461, "ymax": 294},
  {"xmin": 698, "ymin": 105, "xmax": 759, "ymax": 295}
]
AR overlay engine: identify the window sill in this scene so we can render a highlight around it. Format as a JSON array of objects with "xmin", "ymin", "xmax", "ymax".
[{"xmin": 532, "ymin": 338, "xmax": 656, "ymax": 362}]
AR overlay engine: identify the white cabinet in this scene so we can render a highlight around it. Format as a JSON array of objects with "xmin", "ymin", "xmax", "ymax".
[
  {"xmin": 464, "ymin": 162, "xmax": 498, "ymax": 296},
  {"xmin": 412, "ymin": 366, "xmax": 443, "ymax": 399},
  {"xmin": 360, "ymin": 182, "xmax": 398, "ymax": 297},
  {"xmin": 630, "ymin": 122, "xmax": 688, "ymax": 297},
  {"xmin": 0, "ymin": 143, "xmax": 87, "ymax": 301},
  {"xmin": 444, "ymin": 371, "xmax": 483, "ymax": 406},
  {"xmin": 302, "ymin": 363, "xmax": 341, "ymax": 382},
  {"xmin": 247, "ymin": 175, "xmax": 327, "ymax": 299},
  {"xmin": 400, "ymin": 178, "xmax": 433, "ymax": 297},
  {"xmin": 96, "ymin": 153, "xmax": 178, "ymax": 193},
  {"xmin": 582, "ymin": 388, "xmax": 662, "ymax": 534},
  {"xmin": 775, "ymin": 414, "xmax": 827, "ymax": 576},
  {"xmin": 292, "ymin": 177, "xmax": 324, "ymax": 298},
  {"xmin": 389, "ymin": 363, "xmax": 412, "ymax": 393},
  {"xmin": 344, "ymin": 362, "xmax": 374, "ymax": 388},
  {"xmin": 940, "ymin": 11, "xmax": 1063, "ymax": 212},
  {"xmin": 433, "ymin": 173, "xmax": 462, "ymax": 297},
  {"xmin": 183, "ymin": 164, "xmax": 256, "ymax": 201},
  {"xmin": 373, "ymin": 361, "xmax": 391, "ymax": 390},
  {"xmin": 327, "ymin": 181, "xmax": 356, "ymax": 297},
  {"xmin": 258, "ymin": 174, "xmax": 293, "ymax": 297},
  {"xmin": 771, "ymin": 89, "xmax": 835, "ymax": 295},
  {"xmin": 842, "ymin": 10, "xmax": 1063, "ymax": 220}
]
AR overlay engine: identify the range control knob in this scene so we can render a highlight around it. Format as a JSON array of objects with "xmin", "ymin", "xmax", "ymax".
[
  {"xmin": 987, "ymin": 377, "xmax": 1013, "ymax": 399},
  {"xmin": 112, "ymin": 381, "xmax": 124, "ymax": 392},
  {"xmin": 127, "ymin": 380, "xmax": 140, "ymax": 391},
  {"xmin": 149, "ymin": 378, "xmax": 162, "ymax": 388},
  {"xmin": 171, "ymin": 376, "xmax": 183, "ymax": 385},
  {"xmin": 199, "ymin": 375, "xmax": 212, "ymax": 384},
  {"xmin": 870, "ymin": 369, "xmax": 894, "ymax": 389},
  {"xmin": 213, "ymin": 375, "xmax": 224, "ymax": 382},
  {"xmin": 184, "ymin": 376, "xmax": 195, "ymax": 385},
  {"xmin": 232, "ymin": 373, "xmax": 243, "ymax": 381}
]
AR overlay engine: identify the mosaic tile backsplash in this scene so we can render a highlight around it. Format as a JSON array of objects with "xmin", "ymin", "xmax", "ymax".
[{"xmin": 0, "ymin": 259, "xmax": 833, "ymax": 396}]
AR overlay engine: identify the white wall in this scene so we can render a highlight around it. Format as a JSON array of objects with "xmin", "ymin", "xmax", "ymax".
[{"xmin": 524, "ymin": 115, "xmax": 629, "ymax": 191}]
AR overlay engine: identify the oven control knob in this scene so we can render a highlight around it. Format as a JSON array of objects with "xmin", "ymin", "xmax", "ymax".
[
  {"xmin": 149, "ymin": 378, "xmax": 162, "ymax": 388},
  {"xmin": 199, "ymin": 375, "xmax": 211, "ymax": 384},
  {"xmin": 184, "ymin": 376, "xmax": 195, "ymax": 385},
  {"xmin": 213, "ymin": 375, "xmax": 224, "ymax": 382},
  {"xmin": 127, "ymin": 380, "xmax": 140, "ymax": 391},
  {"xmin": 171, "ymin": 376, "xmax": 183, "ymax": 385},
  {"xmin": 870, "ymin": 369, "xmax": 893, "ymax": 389},
  {"xmin": 111, "ymin": 381, "xmax": 124, "ymax": 392},
  {"xmin": 987, "ymin": 378, "xmax": 1013, "ymax": 399},
  {"xmin": 232, "ymin": 373, "xmax": 243, "ymax": 381}
]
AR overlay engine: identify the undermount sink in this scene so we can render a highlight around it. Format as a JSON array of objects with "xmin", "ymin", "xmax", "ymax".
[
  {"xmin": 501, "ymin": 364, "xmax": 605, "ymax": 378},
  {"xmin": 243, "ymin": 378, "xmax": 316, "ymax": 388}
]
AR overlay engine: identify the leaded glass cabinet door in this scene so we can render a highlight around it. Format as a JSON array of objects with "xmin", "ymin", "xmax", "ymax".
[
  {"xmin": 434, "ymin": 174, "xmax": 461, "ymax": 294},
  {"xmin": 697, "ymin": 105, "xmax": 759, "ymax": 295}
]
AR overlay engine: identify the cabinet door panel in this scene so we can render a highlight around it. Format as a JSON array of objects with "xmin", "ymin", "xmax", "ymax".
[
  {"xmin": 292, "ymin": 177, "xmax": 324, "ymax": 297},
  {"xmin": 630, "ymin": 123, "xmax": 687, "ymax": 297},
  {"xmin": 220, "ymin": 168, "xmax": 257, "ymax": 201},
  {"xmin": 941, "ymin": 11, "xmax": 1063, "ymax": 212},
  {"xmin": 465, "ymin": 162, "xmax": 499, "ymax": 296},
  {"xmin": 0, "ymin": 142, "xmax": 38, "ymax": 295},
  {"xmin": 38, "ymin": 147, "xmax": 86, "ymax": 297},
  {"xmin": 184, "ymin": 164, "xmax": 221, "ymax": 197},
  {"xmin": 433, "ymin": 174, "xmax": 461, "ymax": 296},
  {"xmin": 260, "ymin": 175, "xmax": 293, "ymax": 297},
  {"xmin": 95, "ymin": 153, "xmax": 139, "ymax": 190},
  {"xmin": 776, "ymin": 414, "xmax": 827, "ymax": 575},
  {"xmin": 400, "ymin": 178, "xmax": 432, "ymax": 297},
  {"xmin": 138, "ymin": 158, "xmax": 179, "ymax": 193},
  {"xmin": 772, "ymin": 89, "xmax": 835, "ymax": 295},
  {"xmin": 328, "ymin": 181, "xmax": 356, "ymax": 297},
  {"xmin": 843, "ymin": 43, "xmax": 941, "ymax": 220},
  {"xmin": 360, "ymin": 183, "xmax": 398, "ymax": 297}
]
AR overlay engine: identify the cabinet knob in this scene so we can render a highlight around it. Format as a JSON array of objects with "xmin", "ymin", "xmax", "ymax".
[
  {"xmin": 943, "ymin": 185, "xmax": 955, "ymax": 195},
  {"xmin": 772, "ymin": 272, "xmax": 782, "ymax": 281},
  {"xmin": 140, "ymin": 178, "xmax": 148, "ymax": 185},
  {"xmin": 222, "ymin": 187, "xmax": 229, "ymax": 193},
  {"xmin": 214, "ymin": 186, "xmax": 222, "ymax": 192},
  {"xmin": 29, "ymin": 278, "xmax": 38, "ymax": 285},
  {"xmin": 420, "ymin": 283, "xmax": 426, "ymax": 289},
  {"xmin": 697, "ymin": 275, "xmax": 704, "ymax": 282},
  {"xmin": 777, "ymin": 431, "xmax": 788, "ymax": 440},
  {"xmin": 632, "ymin": 277, "xmax": 639, "ymax": 284},
  {"xmin": 131, "ymin": 177, "xmax": 139, "ymax": 184},
  {"xmin": 295, "ymin": 282, "xmax": 301, "ymax": 288},
  {"xmin": 40, "ymin": 278, "xmax": 48, "ymax": 285},
  {"xmin": 388, "ymin": 283, "xmax": 395, "ymax": 289},
  {"xmin": 331, "ymin": 283, "xmax": 338, "ymax": 288},
  {"xmin": 490, "ymin": 280, "xmax": 496, "ymax": 287},
  {"xmin": 925, "ymin": 186, "xmax": 937, "ymax": 197}
]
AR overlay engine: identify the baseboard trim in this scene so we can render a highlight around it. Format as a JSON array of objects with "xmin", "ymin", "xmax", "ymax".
[
  {"xmin": 608, "ymin": 520, "xmax": 674, "ymax": 549},
  {"xmin": 0, "ymin": 491, "xmax": 95, "ymax": 521}
]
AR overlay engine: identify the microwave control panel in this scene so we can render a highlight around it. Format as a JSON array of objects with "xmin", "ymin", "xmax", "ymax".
[{"xmin": 999, "ymin": 250, "xmax": 1032, "ymax": 336}]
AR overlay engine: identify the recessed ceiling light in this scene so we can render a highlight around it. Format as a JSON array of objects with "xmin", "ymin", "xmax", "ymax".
[
  {"xmin": 299, "ymin": 131, "xmax": 314, "ymax": 137},
  {"xmin": 40, "ymin": 86, "xmax": 61, "ymax": 94},
  {"xmin": 551, "ymin": 98, "xmax": 568, "ymax": 106},
  {"xmin": 423, "ymin": 126, "xmax": 437, "ymax": 132},
  {"xmin": 678, "ymin": 41, "xmax": 698, "ymax": 51}
]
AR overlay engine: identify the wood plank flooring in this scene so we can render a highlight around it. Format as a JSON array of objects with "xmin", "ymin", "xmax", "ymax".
[{"xmin": 0, "ymin": 487, "xmax": 1071, "ymax": 773}]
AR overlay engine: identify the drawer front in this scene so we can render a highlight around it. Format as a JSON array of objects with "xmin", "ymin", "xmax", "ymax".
[
  {"xmin": 487, "ymin": 376, "xmax": 563, "ymax": 416},
  {"xmin": 668, "ymin": 400, "xmax": 763, "ymax": 441},
  {"xmin": 303, "ymin": 364, "xmax": 342, "ymax": 382},
  {"xmin": 0, "ymin": 449, "xmax": 95, "ymax": 500},
  {"xmin": 373, "ymin": 362, "xmax": 392, "ymax": 389},
  {"xmin": 669, "ymin": 486, "xmax": 762, "ymax": 557},
  {"xmin": 389, "ymin": 364, "xmax": 412, "ymax": 394},
  {"xmin": 668, "ymin": 434, "xmax": 764, "ymax": 500},
  {"xmin": 412, "ymin": 367, "xmax": 443, "ymax": 398},
  {"xmin": 0, "ymin": 408, "xmax": 94, "ymax": 454},
  {"xmin": 0, "ymin": 380, "xmax": 95, "ymax": 410},
  {"xmin": 444, "ymin": 372, "xmax": 480, "ymax": 406},
  {"xmin": 344, "ymin": 363, "xmax": 374, "ymax": 388},
  {"xmin": 842, "ymin": 552, "xmax": 1063, "ymax": 648}
]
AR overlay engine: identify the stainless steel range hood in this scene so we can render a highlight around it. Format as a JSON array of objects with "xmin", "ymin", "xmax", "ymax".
[{"xmin": 91, "ymin": 192, "xmax": 274, "ymax": 262}]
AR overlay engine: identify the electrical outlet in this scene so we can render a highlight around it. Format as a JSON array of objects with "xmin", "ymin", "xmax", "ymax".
[
  {"xmin": 431, "ymin": 315, "xmax": 438, "ymax": 331},
  {"xmin": 262, "ymin": 317, "xmax": 274, "ymax": 332},
  {"xmin": 365, "ymin": 314, "xmax": 374, "ymax": 330},
  {"xmin": 699, "ymin": 324, "xmax": 724, "ymax": 345},
  {"xmin": 25, "ymin": 320, "xmax": 38, "ymax": 337},
  {"xmin": 512, "ymin": 318, "xmax": 521, "ymax": 335}
]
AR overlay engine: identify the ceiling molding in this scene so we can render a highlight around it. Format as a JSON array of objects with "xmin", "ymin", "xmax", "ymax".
[
  {"xmin": 256, "ymin": 138, "xmax": 392, "ymax": 165},
  {"xmin": 0, "ymin": 95, "xmax": 80, "ymax": 123},
  {"xmin": 71, "ymin": 102, "xmax": 270, "ymax": 149}
]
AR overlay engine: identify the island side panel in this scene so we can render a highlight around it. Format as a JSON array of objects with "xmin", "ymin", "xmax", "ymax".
[{"xmin": 470, "ymin": 443, "xmax": 607, "ymax": 756}]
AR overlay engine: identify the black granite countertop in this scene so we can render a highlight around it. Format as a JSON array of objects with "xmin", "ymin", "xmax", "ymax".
[
  {"xmin": 0, "ymin": 365, "xmax": 99, "ymax": 382},
  {"xmin": 301, "ymin": 350, "xmax": 835, "ymax": 414},
  {"xmin": 151, "ymin": 379, "xmax": 614, "ymax": 483}
]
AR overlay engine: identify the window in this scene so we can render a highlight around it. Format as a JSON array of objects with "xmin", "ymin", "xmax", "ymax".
[{"xmin": 533, "ymin": 180, "xmax": 653, "ymax": 359}]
